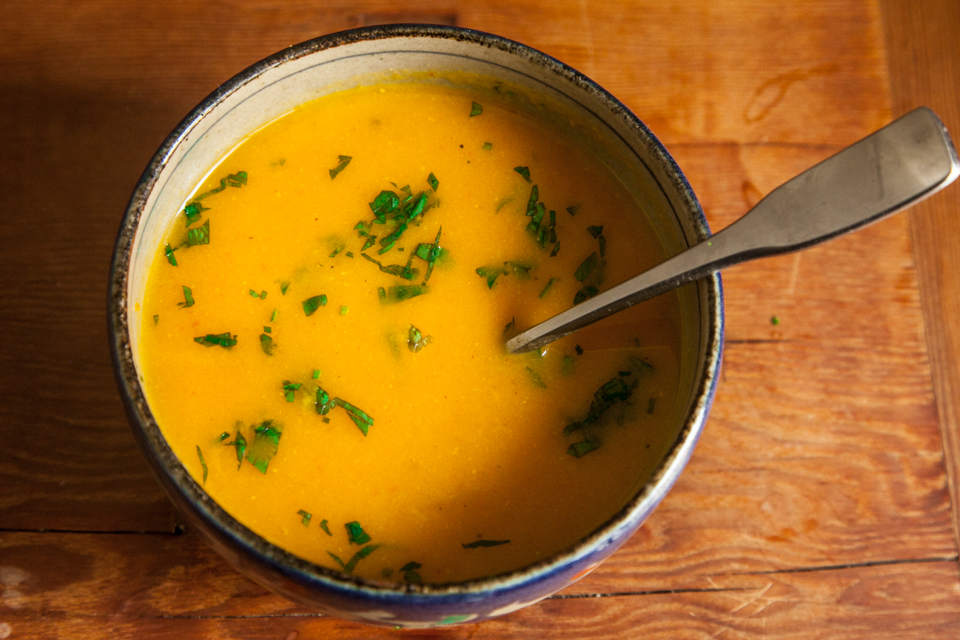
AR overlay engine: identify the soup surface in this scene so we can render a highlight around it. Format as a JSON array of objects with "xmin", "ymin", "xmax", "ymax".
[{"xmin": 139, "ymin": 79, "xmax": 683, "ymax": 583}]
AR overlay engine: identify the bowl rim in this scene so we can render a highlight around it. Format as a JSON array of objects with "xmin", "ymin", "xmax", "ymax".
[{"xmin": 108, "ymin": 23, "xmax": 724, "ymax": 604}]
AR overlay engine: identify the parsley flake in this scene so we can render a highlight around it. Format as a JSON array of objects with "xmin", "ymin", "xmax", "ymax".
[
  {"xmin": 196, "ymin": 445, "xmax": 207, "ymax": 485},
  {"xmin": 587, "ymin": 225, "xmax": 604, "ymax": 239},
  {"xmin": 164, "ymin": 244, "xmax": 178, "ymax": 266},
  {"xmin": 320, "ymin": 519, "xmax": 332, "ymax": 536},
  {"xmin": 346, "ymin": 521, "xmax": 371, "ymax": 545},
  {"xmin": 469, "ymin": 102, "xmax": 483, "ymax": 117},
  {"xmin": 540, "ymin": 277, "xmax": 559, "ymax": 298},
  {"xmin": 462, "ymin": 539, "xmax": 510, "ymax": 549},
  {"xmin": 186, "ymin": 220, "xmax": 210, "ymax": 246},
  {"xmin": 297, "ymin": 509, "xmax": 312, "ymax": 526},
  {"xmin": 514, "ymin": 166, "xmax": 531, "ymax": 182},
  {"xmin": 194, "ymin": 332, "xmax": 237, "ymax": 348},
  {"xmin": 302, "ymin": 295, "xmax": 327, "ymax": 316},
  {"xmin": 245, "ymin": 420, "xmax": 281, "ymax": 474},
  {"xmin": 427, "ymin": 172, "xmax": 439, "ymax": 191},
  {"xmin": 178, "ymin": 285, "xmax": 195, "ymax": 308},
  {"xmin": 328, "ymin": 155, "xmax": 352, "ymax": 180},
  {"xmin": 259, "ymin": 333, "xmax": 275, "ymax": 355}
]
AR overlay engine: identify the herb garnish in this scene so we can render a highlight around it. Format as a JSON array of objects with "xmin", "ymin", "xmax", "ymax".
[
  {"xmin": 462, "ymin": 539, "xmax": 510, "ymax": 548},
  {"xmin": 186, "ymin": 219, "xmax": 210, "ymax": 246},
  {"xmin": 568, "ymin": 436, "xmax": 600, "ymax": 458},
  {"xmin": 401, "ymin": 561, "xmax": 422, "ymax": 583},
  {"xmin": 561, "ymin": 355, "xmax": 575, "ymax": 376},
  {"xmin": 297, "ymin": 509, "xmax": 312, "ymax": 526},
  {"xmin": 345, "ymin": 521, "xmax": 371, "ymax": 545},
  {"xmin": 540, "ymin": 277, "xmax": 559, "ymax": 298},
  {"xmin": 315, "ymin": 388, "xmax": 375, "ymax": 435},
  {"xmin": 164, "ymin": 244, "xmax": 178, "ymax": 266},
  {"xmin": 526, "ymin": 367, "xmax": 547, "ymax": 389},
  {"xmin": 482, "ymin": 142, "xmax": 493, "ymax": 150},
  {"xmin": 599, "ymin": 235, "xmax": 607, "ymax": 257},
  {"xmin": 408, "ymin": 325, "xmax": 432, "ymax": 352},
  {"xmin": 178, "ymin": 285, "xmax": 195, "ymax": 308},
  {"xmin": 217, "ymin": 432, "xmax": 230, "ymax": 443},
  {"xmin": 302, "ymin": 295, "xmax": 327, "ymax": 316},
  {"xmin": 259, "ymin": 333, "xmax": 275, "ymax": 355},
  {"xmin": 282, "ymin": 381, "xmax": 301, "ymax": 402},
  {"xmin": 329, "ymin": 544, "xmax": 381, "ymax": 574},
  {"xmin": 503, "ymin": 317, "xmax": 516, "ymax": 335},
  {"xmin": 420, "ymin": 227, "xmax": 443, "ymax": 285},
  {"xmin": 566, "ymin": 205, "xmax": 580, "ymax": 216},
  {"xmin": 476, "ymin": 264, "xmax": 508, "ymax": 289},
  {"xmin": 587, "ymin": 225, "xmax": 604, "ymax": 239},
  {"xmin": 183, "ymin": 201, "xmax": 208, "ymax": 225},
  {"xmin": 469, "ymin": 102, "xmax": 483, "ymax": 117},
  {"xmin": 647, "ymin": 397, "xmax": 656, "ymax": 414},
  {"xmin": 181, "ymin": 171, "xmax": 247, "ymax": 222},
  {"xmin": 245, "ymin": 420, "xmax": 282, "ymax": 473},
  {"xmin": 328, "ymin": 155, "xmax": 352, "ymax": 180},
  {"xmin": 360, "ymin": 253, "xmax": 419, "ymax": 280},
  {"xmin": 196, "ymin": 446, "xmax": 208, "ymax": 485},
  {"xmin": 153, "ymin": 314, "xmax": 159, "ymax": 324},
  {"xmin": 194, "ymin": 332, "xmax": 237, "ymax": 348},
  {"xmin": 224, "ymin": 430, "xmax": 246, "ymax": 470},
  {"xmin": 550, "ymin": 240, "xmax": 561, "ymax": 257},
  {"xmin": 320, "ymin": 519, "xmax": 332, "ymax": 536},
  {"xmin": 382, "ymin": 285, "xmax": 427, "ymax": 303},
  {"xmin": 312, "ymin": 369, "xmax": 321, "ymax": 380},
  {"xmin": 574, "ymin": 252, "xmax": 599, "ymax": 282},
  {"xmin": 514, "ymin": 166, "xmax": 531, "ymax": 182},
  {"xmin": 575, "ymin": 345, "xmax": 584, "ymax": 355},
  {"xmin": 428, "ymin": 172, "xmax": 439, "ymax": 191}
]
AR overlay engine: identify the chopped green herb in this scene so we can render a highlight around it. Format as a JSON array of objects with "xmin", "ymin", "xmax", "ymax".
[
  {"xmin": 562, "ymin": 355, "xmax": 575, "ymax": 376},
  {"xmin": 408, "ymin": 325, "xmax": 432, "ymax": 352},
  {"xmin": 526, "ymin": 367, "xmax": 547, "ymax": 389},
  {"xmin": 329, "ymin": 244, "xmax": 345, "ymax": 258},
  {"xmin": 377, "ymin": 286, "xmax": 386, "ymax": 299},
  {"xmin": 550, "ymin": 241, "xmax": 561, "ymax": 257},
  {"xmin": 771, "ymin": 315, "xmax": 780, "ymax": 325},
  {"xmin": 340, "ymin": 305, "xmax": 348, "ymax": 315},
  {"xmin": 599, "ymin": 235, "xmax": 607, "ymax": 257},
  {"xmin": 264, "ymin": 326, "xmax": 271, "ymax": 333},
  {"xmin": 153, "ymin": 314, "xmax": 160, "ymax": 324},
  {"xmin": 401, "ymin": 561, "xmax": 422, "ymax": 583},
  {"xmin": 259, "ymin": 333, "xmax": 275, "ymax": 355},
  {"xmin": 178, "ymin": 285, "xmax": 195, "ymax": 308},
  {"xmin": 573, "ymin": 285, "xmax": 600, "ymax": 305},
  {"xmin": 282, "ymin": 380, "xmax": 301, "ymax": 402},
  {"xmin": 476, "ymin": 264, "xmax": 508, "ymax": 289},
  {"xmin": 462, "ymin": 539, "xmax": 510, "ymax": 548},
  {"xmin": 503, "ymin": 317, "xmax": 516, "ymax": 336},
  {"xmin": 194, "ymin": 171, "xmax": 248, "ymax": 202},
  {"xmin": 217, "ymin": 432, "xmax": 230, "ymax": 442},
  {"xmin": 482, "ymin": 142, "xmax": 493, "ymax": 150},
  {"xmin": 540, "ymin": 277, "xmax": 559, "ymax": 298},
  {"xmin": 182, "ymin": 201, "xmax": 208, "ymax": 225},
  {"xmin": 196, "ymin": 445, "xmax": 207, "ymax": 485},
  {"xmin": 514, "ymin": 166, "xmax": 531, "ymax": 182},
  {"xmin": 344, "ymin": 544, "xmax": 380, "ymax": 573},
  {"xmin": 360, "ymin": 253, "xmax": 419, "ymax": 280},
  {"xmin": 320, "ymin": 519, "xmax": 332, "ymax": 536},
  {"xmin": 568, "ymin": 436, "xmax": 601, "ymax": 458},
  {"xmin": 575, "ymin": 344, "xmax": 584, "ymax": 355},
  {"xmin": 587, "ymin": 225, "xmax": 604, "ymax": 239},
  {"xmin": 280, "ymin": 281, "xmax": 290, "ymax": 295},
  {"xmin": 328, "ymin": 155, "xmax": 352, "ymax": 180},
  {"xmin": 337, "ymin": 398, "xmax": 374, "ymax": 436},
  {"xmin": 224, "ymin": 430, "xmax": 246, "ymax": 470},
  {"xmin": 382, "ymin": 284, "xmax": 427, "ymax": 303},
  {"xmin": 260, "ymin": 290, "xmax": 267, "ymax": 299},
  {"xmin": 245, "ymin": 420, "xmax": 281, "ymax": 473},
  {"xmin": 194, "ymin": 332, "xmax": 237, "ymax": 348},
  {"xmin": 297, "ymin": 509, "xmax": 312, "ymax": 526},
  {"xmin": 248, "ymin": 289, "xmax": 258, "ymax": 297},
  {"xmin": 564, "ymin": 374, "xmax": 641, "ymax": 436},
  {"xmin": 575, "ymin": 252, "xmax": 599, "ymax": 282},
  {"xmin": 270, "ymin": 309, "xmax": 278, "ymax": 322},
  {"xmin": 421, "ymin": 226, "xmax": 443, "ymax": 285},
  {"xmin": 186, "ymin": 219, "xmax": 210, "ymax": 246},
  {"xmin": 427, "ymin": 172, "xmax": 439, "ymax": 191},
  {"xmin": 647, "ymin": 397, "xmax": 656, "ymax": 414},
  {"xmin": 345, "ymin": 521, "xmax": 371, "ymax": 545},
  {"xmin": 345, "ymin": 252, "xmax": 353, "ymax": 258},
  {"xmin": 469, "ymin": 101, "xmax": 483, "ymax": 117},
  {"xmin": 312, "ymin": 369, "xmax": 321, "ymax": 379},
  {"xmin": 302, "ymin": 294, "xmax": 327, "ymax": 316},
  {"xmin": 508, "ymin": 261, "xmax": 534, "ymax": 280},
  {"xmin": 164, "ymin": 243, "xmax": 178, "ymax": 266},
  {"xmin": 369, "ymin": 190, "xmax": 401, "ymax": 220},
  {"xmin": 566, "ymin": 205, "xmax": 580, "ymax": 216}
]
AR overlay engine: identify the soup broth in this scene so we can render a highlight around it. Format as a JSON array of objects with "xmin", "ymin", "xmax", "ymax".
[{"xmin": 139, "ymin": 79, "xmax": 683, "ymax": 583}]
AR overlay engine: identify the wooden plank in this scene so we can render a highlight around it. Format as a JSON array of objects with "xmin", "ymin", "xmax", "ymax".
[
  {"xmin": 1, "ymin": 530, "xmax": 958, "ymax": 638},
  {"xmin": 881, "ymin": 0, "xmax": 960, "ymax": 549}
]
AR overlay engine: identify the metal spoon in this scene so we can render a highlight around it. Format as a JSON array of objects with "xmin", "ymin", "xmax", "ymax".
[{"xmin": 507, "ymin": 107, "xmax": 960, "ymax": 354}]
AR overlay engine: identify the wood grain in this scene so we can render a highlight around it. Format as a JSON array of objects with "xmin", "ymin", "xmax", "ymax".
[
  {"xmin": 1, "ymin": 531, "xmax": 958, "ymax": 638},
  {"xmin": 2, "ymin": 0, "xmax": 959, "ymax": 637},
  {"xmin": 881, "ymin": 0, "xmax": 960, "ymax": 550}
]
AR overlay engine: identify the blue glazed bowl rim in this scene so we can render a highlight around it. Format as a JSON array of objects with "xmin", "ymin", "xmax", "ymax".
[{"xmin": 108, "ymin": 23, "xmax": 724, "ymax": 605}]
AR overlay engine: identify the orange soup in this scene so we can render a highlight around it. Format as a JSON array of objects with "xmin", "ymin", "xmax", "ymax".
[{"xmin": 139, "ymin": 79, "xmax": 683, "ymax": 583}]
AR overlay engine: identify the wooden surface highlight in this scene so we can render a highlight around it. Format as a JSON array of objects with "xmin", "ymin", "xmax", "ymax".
[{"xmin": 2, "ymin": 0, "xmax": 959, "ymax": 637}]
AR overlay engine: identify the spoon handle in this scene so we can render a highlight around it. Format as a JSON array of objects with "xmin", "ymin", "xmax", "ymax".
[{"xmin": 508, "ymin": 107, "xmax": 960, "ymax": 354}]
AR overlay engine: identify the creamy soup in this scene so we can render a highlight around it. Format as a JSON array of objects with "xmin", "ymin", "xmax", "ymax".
[{"xmin": 139, "ymin": 79, "xmax": 683, "ymax": 584}]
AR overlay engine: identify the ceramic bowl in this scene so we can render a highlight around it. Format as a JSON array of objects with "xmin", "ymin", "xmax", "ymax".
[{"xmin": 108, "ymin": 24, "xmax": 723, "ymax": 628}]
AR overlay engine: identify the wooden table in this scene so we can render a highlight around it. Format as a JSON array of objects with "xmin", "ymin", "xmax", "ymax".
[{"xmin": 3, "ymin": 1, "xmax": 960, "ymax": 637}]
